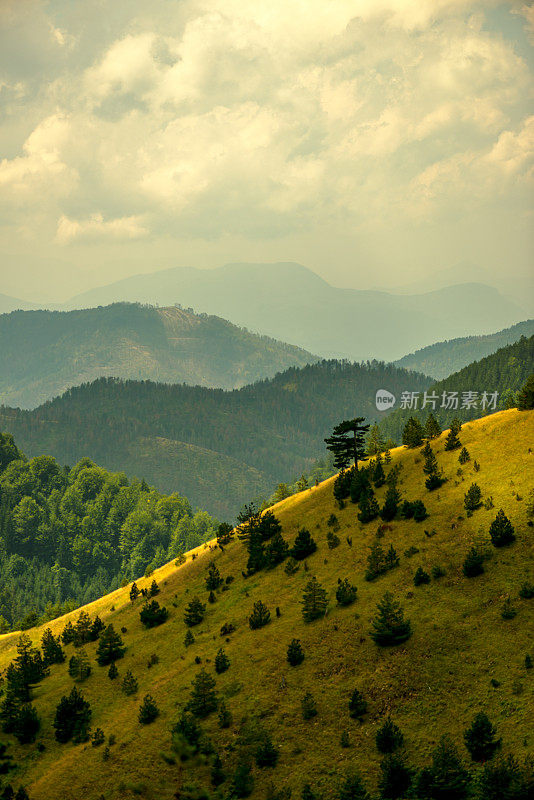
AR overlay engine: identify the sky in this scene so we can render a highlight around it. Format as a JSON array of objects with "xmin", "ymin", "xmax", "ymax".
[{"xmin": 0, "ymin": 0, "xmax": 533, "ymax": 302}]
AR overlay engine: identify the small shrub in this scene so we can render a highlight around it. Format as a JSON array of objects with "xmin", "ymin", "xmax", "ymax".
[
  {"xmin": 138, "ymin": 694, "xmax": 159, "ymax": 724},
  {"xmin": 413, "ymin": 567, "xmax": 430, "ymax": 586},
  {"xmin": 301, "ymin": 692, "xmax": 318, "ymax": 720},
  {"xmin": 501, "ymin": 599, "xmax": 517, "ymax": 620},
  {"xmin": 287, "ymin": 639, "xmax": 305, "ymax": 666},
  {"xmin": 431, "ymin": 565, "xmax": 446, "ymax": 579},
  {"xmin": 376, "ymin": 717, "xmax": 404, "ymax": 754}
]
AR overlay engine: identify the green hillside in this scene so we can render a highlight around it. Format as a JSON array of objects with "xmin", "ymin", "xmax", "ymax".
[
  {"xmin": 0, "ymin": 303, "xmax": 318, "ymax": 409},
  {"xmin": 0, "ymin": 434, "xmax": 218, "ymax": 631},
  {"xmin": 0, "ymin": 361, "xmax": 431, "ymax": 518},
  {"xmin": 394, "ymin": 320, "xmax": 534, "ymax": 380},
  {"xmin": 381, "ymin": 335, "xmax": 534, "ymax": 444},
  {"xmin": 0, "ymin": 410, "xmax": 532, "ymax": 799}
]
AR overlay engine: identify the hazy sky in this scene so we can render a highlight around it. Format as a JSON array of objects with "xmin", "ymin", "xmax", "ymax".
[{"xmin": 0, "ymin": 0, "xmax": 533, "ymax": 301}]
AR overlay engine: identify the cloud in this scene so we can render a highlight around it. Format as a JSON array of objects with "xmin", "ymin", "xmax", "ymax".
[
  {"xmin": 0, "ymin": 0, "xmax": 532, "ymax": 247},
  {"xmin": 56, "ymin": 213, "xmax": 148, "ymax": 244}
]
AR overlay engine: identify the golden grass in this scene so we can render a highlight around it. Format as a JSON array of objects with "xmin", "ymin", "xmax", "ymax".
[{"xmin": 1, "ymin": 410, "xmax": 533, "ymax": 799}]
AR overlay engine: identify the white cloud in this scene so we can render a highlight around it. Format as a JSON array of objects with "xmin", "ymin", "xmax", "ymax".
[
  {"xmin": 56, "ymin": 213, "xmax": 148, "ymax": 244},
  {"xmin": 0, "ymin": 0, "xmax": 532, "ymax": 247}
]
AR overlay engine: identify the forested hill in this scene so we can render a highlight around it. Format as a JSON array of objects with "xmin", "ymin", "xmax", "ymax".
[
  {"xmin": 0, "ymin": 361, "xmax": 431, "ymax": 518},
  {"xmin": 381, "ymin": 334, "xmax": 534, "ymax": 443},
  {"xmin": 0, "ymin": 433, "xmax": 219, "ymax": 631},
  {"xmin": 0, "ymin": 410, "xmax": 532, "ymax": 800},
  {"xmin": 0, "ymin": 303, "xmax": 318, "ymax": 409},
  {"xmin": 394, "ymin": 319, "xmax": 534, "ymax": 379}
]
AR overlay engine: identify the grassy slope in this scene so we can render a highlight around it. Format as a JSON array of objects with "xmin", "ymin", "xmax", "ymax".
[{"xmin": 1, "ymin": 410, "xmax": 533, "ymax": 799}]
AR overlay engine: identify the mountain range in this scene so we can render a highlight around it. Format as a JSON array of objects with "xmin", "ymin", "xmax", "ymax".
[
  {"xmin": 0, "ymin": 361, "xmax": 431, "ymax": 518},
  {"xmin": 394, "ymin": 319, "xmax": 534, "ymax": 379},
  {"xmin": 1, "ymin": 262, "xmax": 529, "ymax": 363},
  {"xmin": 0, "ymin": 303, "xmax": 317, "ymax": 409}
]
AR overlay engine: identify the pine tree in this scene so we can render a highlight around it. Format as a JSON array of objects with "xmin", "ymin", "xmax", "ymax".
[
  {"xmin": 425, "ymin": 413, "xmax": 441, "ymax": 440},
  {"xmin": 232, "ymin": 762, "xmax": 254, "ymax": 798},
  {"xmin": 182, "ymin": 597, "xmax": 205, "ymax": 627},
  {"xmin": 458, "ymin": 447, "xmax": 470, "ymax": 465},
  {"xmin": 339, "ymin": 770, "xmax": 370, "ymax": 800},
  {"xmin": 91, "ymin": 727, "xmax": 105, "ymax": 746},
  {"xmin": 140, "ymin": 599, "xmax": 169, "ymax": 628},
  {"xmin": 464, "ymin": 483, "xmax": 482, "ymax": 512},
  {"xmin": 290, "ymin": 528, "xmax": 317, "ymax": 560},
  {"xmin": 73, "ymin": 611, "xmax": 92, "ymax": 646},
  {"xmin": 184, "ymin": 630, "xmax": 195, "ymax": 647},
  {"xmin": 13, "ymin": 703, "xmax": 40, "ymax": 745},
  {"xmin": 348, "ymin": 688, "xmax": 367, "ymax": 720},
  {"xmin": 129, "ymin": 582, "xmax": 140, "ymax": 602},
  {"xmin": 412, "ymin": 500, "xmax": 428, "ymax": 521},
  {"xmin": 373, "ymin": 455, "xmax": 386, "ymax": 488},
  {"xmin": 257, "ymin": 510, "xmax": 283, "ymax": 540},
  {"xmin": 246, "ymin": 528, "xmax": 266, "ymax": 574},
  {"xmin": 249, "ymin": 601, "xmax": 271, "ymax": 630},
  {"xmin": 138, "ymin": 694, "xmax": 159, "ymax": 724},
  {"xmin": 96, "ymin": 624, "xmax": 125, "ymax": 666},
  {"xmin": 489, "ymin": 509, "xmax": 516, "ymax": 547},
  {"xmin": 89, "ymin": 615, "xmax": 105, "ymax": 641},
  {"xmin": 464, "ymin": 712, "xmax": 500, "ymax": 762},
  {"xmin": 265, "ymin": 531, "xmax": 289, "ymax": 567},
  {"xmin": 107, "ymin": 662, "xmax": 118, "ymax": 680},
  {"xmin": 517, "ymin": 374, "xmax": 534, "ymax": 410},
  {"xmin": 463, "ymin": 547, "xmax": 484, "ymax": 577},
  {"xmin": 376, "ymin": 718, "xmax": 404, "ymax": 753},
  {"xmin": 336, "ymin": 578, "xmax": 358, "ymax": 606},
  {"xmin": 301, "ymin": 692, "xmax": 318, "ymax": 720},
  {"xmin": 358, "ymin": 489, "xmax": 380, "ymax": 523},
  {"xmin": 188, "ymin": 668, "xmax": 218, "ymax": 718},
  {"xmin": 211, "ymin": 753, "xmax": 226, "ymax": 787},
  {"xmin": 205, "ymin": 561, "xmax": 223, "ymax": 591},
  {"xmin": 422, "ymin": 442, "xmax": 445, "ymax": 490},
  {"xmin": 41, "ymin": 628, "xmax": 64, "ymax": 666},
  {"xmin": 121, "ymin": 670, "xmax": 138, "ymax": 696},
  {"xmin": 149, "ymin": 579, "xmax": 160, "ymax": 597},
  {"xmin": 378, "ymin": 753, "xmax": 413, "ymax": 799},
  {"xmin": 69, "ymin": 648, "xmax": 91, "ymax": 682},
  {"xmin": 444, "ymin": 423, "xmax": 461, "ymax": 451},
  {"xmin": 350, "ymin": 468, "xmax": 369, "ymax": 504},
  {"xmin": 384, "ymin": 448, "xmax": 392, "ymax": 464},
  {"xmin": 414, "ymin": 566, "xmax": 430, "ymax": 586},
  {"xmin": 367, "ymin": 423, "xmax": 386, "ymax": 456},
  {"xmin": 325, "ymin": 417, "xmax": 370, "ymax": 471},
  {"xmin": 53, "ymin": 687, "xmax": 92, "ymax": 743},
  {"xmin": 370, "ymin": 592, "xmax": 412, "ymax": 646},
  {"xmin": 287, "ymin": 639, "xmax": 304, "ymax": 666},
  {"xmin": 217, "ymin": 521, "xmax": 234, "ymax": 546},
  {"xmin": 380, "ymin": 484, "xmax": 400, "ymax": 521},
  {"xmin": 214, "ymin": 648, "xmax": 230, "ymax": 674},
  {"xmin": 402, "ymin": 417, "xmax": 424, "ymax": 448},
  {"xmin": 301, "ymin": 577, "xmax": 328, "ymax": 622},
  {"xmin": 255, "ymin": 733, "xmax": 279, "ymax": 767},
  {"xmin": 61, "ymin": 621, "xmax": 75, "ymax": 646},
  {"xmin": 340, "ymin": 730, "xmax": 350, "ymax": 748}
]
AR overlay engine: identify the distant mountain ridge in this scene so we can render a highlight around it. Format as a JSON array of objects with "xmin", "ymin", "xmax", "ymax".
[
  {"xmin": 60, "ymin": 262, "xmax": 526, "ymax": 362},
  {"xmin": 0, "ymin": 302, "xmax": 318, "ymax": 409},
  {"xmin": 394, "ymin": 319, "xmax": 534, "ymax": 379},
  {"xmin": 0, "ymin": 360, "xmax": 431, "ymax": 517}
]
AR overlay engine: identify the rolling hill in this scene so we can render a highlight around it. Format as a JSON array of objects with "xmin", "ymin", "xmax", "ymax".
[
  {"xmin": 61, "ymin": 262, "xmax": 526, "ymax": 362},
  {"xmin": 0, "ymin": 361, "xmax": 431, "ymax": 519},
  {"xmin": 381, "ymin": 334, "xmax": 534, "ymax": 444},
  {"xmin": 0, "ymin": 303, "xmax": 318, "ymax": 409},
  {"xmin": 394, "ymin": 320, "xmax": 534, "ymax": 380},
  {"xmin": 0, "ymin": 409, "xmax": 532, "ymax": 799}
]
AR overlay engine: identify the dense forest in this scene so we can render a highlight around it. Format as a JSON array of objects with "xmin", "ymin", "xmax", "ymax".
[
  {"xmin": 0, "ymin": 360, "xmax": 431, "ymax": 518},
  {"xmin": 0, "ymin": 302, "xmax": 317, "ymax": 409},
  {"xmin": 381, "ymin": 335, "xmax": 534, "ymax": 443},
  {"xmin": 0, "ymin": 433, "xmax": 218, "ymax": 631},
  {"xmin": 394, "ymin": 319, "xmax": 534, "ymax": 379}
]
